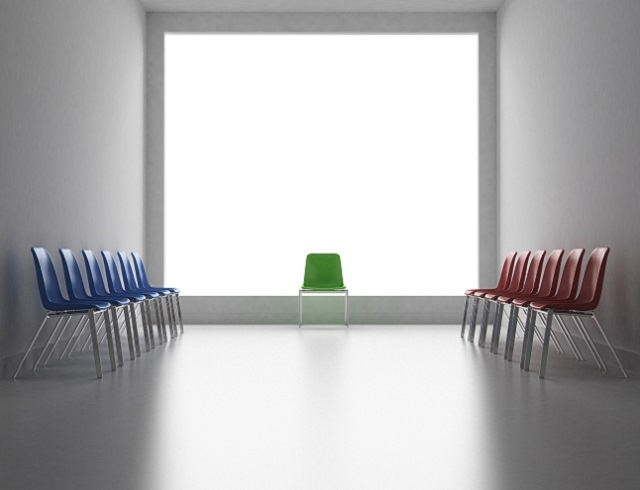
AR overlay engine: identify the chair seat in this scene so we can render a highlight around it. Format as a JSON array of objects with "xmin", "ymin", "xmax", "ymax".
[
  {"xmin": 301, "ymin": 286, "xmax": 346, "ymax": 291},
  {"xmin": 530, "ymin": 300, "xmax": 596, "ymax": 311}
]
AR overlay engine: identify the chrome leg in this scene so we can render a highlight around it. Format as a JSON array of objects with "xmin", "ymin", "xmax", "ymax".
[
  {"xmin": 345, "ymin": 290, "xmax": 349, "ymax": 327},
  {"xmin": 489, "ymin": 303, "xmax": 504, "ymax": 352},
  {"xmin": 460, "ymin": 296, "xmax": 469, "ymax": 338},
  {"xmin": 574, "ymin": 317, "xmax": 606, "ymax": 370},
  {"xmin": 110, "ymin": 306, "xmax": 124, "ymax": 367},
  {"xmin": 154, "ymin": 299, "xmax": 165, "ymax": 344},
  {"xmin": 167, "ymin": 296, "xmax": 177, "ymax": 338},
  {"xmin": 539, "ymin": 309, "xmax": 554, "ymax": 379},
  {"xmin": 519, "ymin": 308, "xmax": 533, "ymax": 367},
  {"xmin": 123, "ymin": 305, "xmax": 135, "ymax": 361},
  {"xmin": 556, "ymin": 316, "xmax": 583, "ymax": 361},
  {"xmin": 592, "ymin": 315, "xmax": 628, "ymax": 379},
  {"xmin": 129, "ymin": 304, "xmax": 141, "ymax": 357},
  {"xmin": 176, "ymin": 294, "xmax": 184, "ymax": 334},
  {"xmin": 60, "ymin": 315, "xmax": 87, "ymax": 359},
  {"xmin": 103, "ymin": 310, "xmax": 117, "ymax": 372},
  {"xmin": 139, "ymin": 303, "xmax": 151, "ymax": 351},
  {"xmin": 13, "ymin": 316, "xmax": 49, "ymax": 379},
  {"xmin": 468, "ymin": 297, "xmax": 480, "ymax": 343},
  {"xmin": 33, "ymin": 317, "xmax": 64, "ymax": 372},
  {"xmin": 43, "ymin": 316, "xmax": 72, "ymax": 366},
  {"xmin": 146, "ymin": 301, "xmax": 156, "ymax": 347},
  {"xmin": 505, "ymin": 307, "xmax": 521, "ymax": 360},
  {"xmin": 501, "ymin": 304, "xmax": 517, "ymax": 358},
  {"xmin": 88, "ymin": 309, "xmax": 102, "ymax": 379},
  {"xmin": 479, "ymin": 300, "xmax": 491, "ymax": 348},
  {"xmin": 572, "ymin": 317, "xmax": 603, "ymax": 369},
  {"xmin": 524, "ymin": 310, "xmax": 537, "ymax": 371}
]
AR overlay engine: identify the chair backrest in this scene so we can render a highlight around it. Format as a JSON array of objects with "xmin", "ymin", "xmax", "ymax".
[
  {"xmin": 59, "ymin": 248, "xmax": 92, "ymax": 301},
  {"xmin": 82, "ymin": 249, "xmax": 109, "ymax": 296},
  {"xmin": 535, "ymin": 249, "xmax": 564, "ymax": 297},
  {"xmin": 102, "ymin": 250, "xmax": 125, "ymax": 294},
  {"xmin": 118, "ymin": 251, "xmax": 139, "ymax": 291},
  {"xmin": 495, "ymin": 251, "xmax": 518, "ymax": 290},
  {"xmin": 519, "ymin": 250, "xmax": 546, "ymax": 295},
  {"xmin": 554, "ymin": 248, "xmax": 585, "ymax": 301},
  {"xmin": 505, "ymin": 251, "xmax": 530, "ymax": 293},
  {"xmin": 31, "ymin": 247, "xmax": 67, "ymax": 309},
  {"xmin": 302, "ymin": 253, "xmax": 345, "ymax": 289},
  {"xmin": 131, "ymin": 252, "xmax": 151, "ymax": 289},
  {"xmin": 575, "ymin": 247, "xmax": 610, "ymax": 308}
]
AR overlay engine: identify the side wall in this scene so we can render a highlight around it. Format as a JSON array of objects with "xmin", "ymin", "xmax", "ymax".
[
  {"xmin": 498, "ymin": 0, "xmax": 640, "ymax": 368},
  {"xmin": 147, "ymin": 13, "xmax": 497, "ymax": 324},
  {"xmin": 0, "ymin": 0, "xmax": 146, "ymax": 376}
]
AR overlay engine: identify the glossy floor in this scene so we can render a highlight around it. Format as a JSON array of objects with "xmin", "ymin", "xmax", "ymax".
[{"xmin": 1, "ymin": 324, "xmax": 639, "ymax": 489}]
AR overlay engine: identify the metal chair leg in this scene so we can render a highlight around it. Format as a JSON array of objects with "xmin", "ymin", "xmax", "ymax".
[
  {"xmin": 88, "ymin": 309, "xmax": 102, "ymax": 379},
  {"xmin": 539, "ymin": 309, "xmax": 554, "ymax": 378},
  {"xmin": 60, "ymin": 315, "xmax": 87, "ymax": 359},
  {"xmin": 43, "ymin": 317, "xmax": 72, "ymax": 367},
  {"xmin": 110, "ymin": 307, "xmax": 124, "ymax": 367},
  {"xmin": 128, "ymin": 304, "xmax": 141, "ymax": 356},
  {"xmin": 592, "ymin": 315, "xmax": 628, "ymax": 379},
  {"xmin": 460, "ymin": 296, "xmax": 469, "ymax": 338},
  {"xmin": 13, "ymin": 316, "xmax": 49, "ymax": 379},
  {"xmin": 122, "ymin": 305, "xmax": 135, "ymax": 361},
  {"xmin": 102, "ymin": 310, "xmax": 117, "ymax": 372},
  {"xmin": 573, "ymin": 317, "xmax": 605, "ymax": 370},
  {"xmin": 33, "ymin": 317, "xmax": 64, "ymax": 372},
  {"xmin": 468, "ymin": 297, "xmax": 480, "ymax": 343},
  {"xmin": 479, "ymin": 301, "xmax": 491, "ymax": 348},
  {"xmin": 176, "ymin": 295, "xmax": 184, "ymax": 334}
]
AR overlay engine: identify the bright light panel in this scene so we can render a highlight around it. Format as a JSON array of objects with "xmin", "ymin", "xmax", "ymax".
[{"xmin": 165, "ymin": 34, "xmax": 478, "ymax": 295}]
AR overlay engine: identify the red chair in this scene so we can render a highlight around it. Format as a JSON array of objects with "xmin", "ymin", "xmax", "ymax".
[
  {"xmin": 527, "ymin": 247, "xmax": 626, "ymax": 379},
  {"xmin": 471, "ymin": 251, "xmax": 530, "ymax": 346},
  {"xmin": 485, "ymin": 250, "xmax": 546, "ymax": 353},
  {"xmin": 460, "ymin": 251, "xmax": 516, "ymax": 340},
  {"xmin": 519, "ymin": 248, "xmax": 585, "ymax": 369},
  {"xmin": 498, "ymin": 249, "xmax": 564, "ymax": 361}
]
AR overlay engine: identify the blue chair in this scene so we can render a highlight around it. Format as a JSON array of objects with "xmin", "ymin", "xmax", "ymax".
[
  {"xmin": 102, "ymin": 250, "xmax": 164, "ymax": 346},
  {"xmin": 83, "ymin": 249, "xmax": 149, "ymax": 354},
  {"xmin": 131, "ymin": 252, "xmax": 184, "ymax": 334},
  {"xmin": 14, "ymin": 247, "xmax": 112, "ymax": 379},
  {"xmin": 118, "ymin": 251, "xmax": 175, "ymax": 341},
  {"xmin": 60, "ymin": 248, "xmax": 134, "ymax": 364}
]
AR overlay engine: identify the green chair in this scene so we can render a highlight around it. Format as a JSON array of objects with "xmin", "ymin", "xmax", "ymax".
[{"xmin": 299, "ymin": 253, "xmax": 348, "ymax": 328}]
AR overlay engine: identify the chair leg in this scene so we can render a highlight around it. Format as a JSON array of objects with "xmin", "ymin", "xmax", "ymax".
[
  {"xmin": 500, "ymin": 304, "xmax": 517, "ymax": 357},
  {"xmin": 13, "ymin": 315, "xmax": 50, "ymax": 379},
  {"xmin": 110, "ymin": 306, "xmax": 124, "ymax": 367},
  {"xmin": 345, "ymin": 290, "xmax": 349, "ymax": 327},
  {"xmin": 139, "ymin": 303, "xmax": 151, "ymax": 351},
  {"xmin": 505, "ymin": 305, "xmax": 521, "ymax": 360},
  {"xmin": 176, "ymin": 294, "xmax": 184, "ymax": 334},
  {"xmin": 146, "ymin": 302, "xmax": 156, "ymax": 347},
  {"xmin": 573, "ymin": 317, "xmax": 605, "ymax": 370},
  {"xmin": 556, "ymin": 315, "xmax": 584, "ymax": 361},
  {"xmin": 592, "ymin": 315, "xmax": 628, "ymax": 379},
  {"xmin": 129, "ymin": 304, "xmax": 141, "ymax": 356},
  {"xmin": 123, "ymin": 306, "xmax": 135, "ymax": 361},
  {"xmin": 88, "ymin": 309, "xmax": 102, "ymax": 379},
  {"xmin": 479, "ymin": 301, "xmax": 491, "ymax": 348},
  {"xmin": 43, "ymin": 317, "xmax": 72, "ymax": 367},
  {"xmin": 489, "ymin": 303, "xmax": 504, "ymax": 352},
  {"xmin": 33, "ymin": 317, "xmax": 64, "ymax": 372},
  {"xmin": 539, "ymin": 309, "xmax": 555, "ymax": 378},
  {"xmin": 60, "ymin": 315, "xmax": 86, "ymax": 360},
  {"xmin": 468, "ymin": 298, "xmax": 480, "ymax": 343},
  {"xmin": 524, "ymin": 310, "xmax": 537, "ymax": 371},
  {"xmin": 460, "ymin": 296, "xmax": 469, "ymax": 338},
  {"xmin": 154, "ymin": 299, "xmax": 165, "ymax": 344},
  {"xmin": 519, "ymin": 308, "xmax": 533, "ymax": 367},
  {"xmin": 103, "ymin": 310, "xmax": 117, "ymax": 372}
]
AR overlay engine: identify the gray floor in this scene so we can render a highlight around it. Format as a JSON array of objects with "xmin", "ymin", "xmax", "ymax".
[{"xmin": 1, "ymin": 324, "xmax": 639, "ymax": 489}]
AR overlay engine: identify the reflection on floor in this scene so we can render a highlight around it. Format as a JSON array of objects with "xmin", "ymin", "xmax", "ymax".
[{"xmin": 1, "ymin": 324, "xmax": 639, "ymax": 489}]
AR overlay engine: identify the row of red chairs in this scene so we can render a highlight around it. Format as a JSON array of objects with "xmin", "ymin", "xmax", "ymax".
[{"xmin": 460, "ymin": 247, "xmax": 626, "ymax": 379}]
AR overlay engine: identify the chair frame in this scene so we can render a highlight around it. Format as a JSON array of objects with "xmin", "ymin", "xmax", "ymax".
[{"xmin": 299, "ymin": 289, "xmax": 349, "ymax": 328}]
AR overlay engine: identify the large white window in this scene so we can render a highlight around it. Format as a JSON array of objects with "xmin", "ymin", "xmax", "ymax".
[{"xmin": 165, "ymin": 34, "xmax": 478, "ymax": 296}]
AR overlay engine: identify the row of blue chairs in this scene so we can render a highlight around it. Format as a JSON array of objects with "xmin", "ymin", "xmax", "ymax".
[{"xmin": 14, "ymin": 247, "xmax": 183, "ymax": 379}]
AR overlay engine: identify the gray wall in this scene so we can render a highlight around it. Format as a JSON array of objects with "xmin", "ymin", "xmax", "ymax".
[
  {"xmin": 0, "ymin": 0, "xmax": 146, "ymax": 376},
  {"xmin": 147, "ymin": 13, "xmax": 497, "ymax": 324},
  {"xmin": 498, "ymin": 0, "xmax": 640, "ymax": 367}
]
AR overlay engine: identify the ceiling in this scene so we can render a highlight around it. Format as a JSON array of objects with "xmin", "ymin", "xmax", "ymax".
[{"xmin": 140, "ymin": 0, "xmax": 504, "ymax": 13}]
